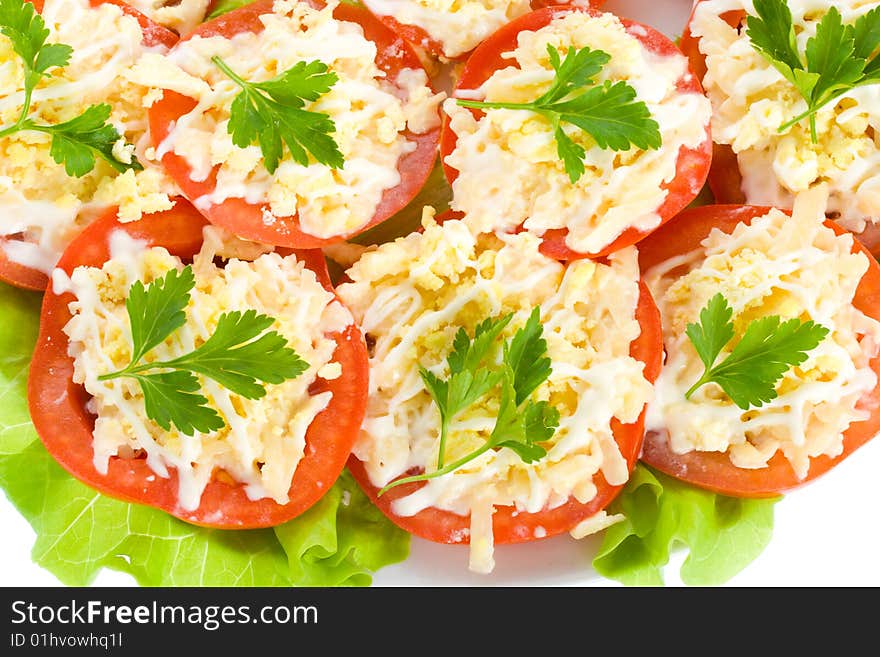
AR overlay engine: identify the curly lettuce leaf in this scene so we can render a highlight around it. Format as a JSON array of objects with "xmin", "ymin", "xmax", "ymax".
[
  {"xmin": 593, "ymin": 465, "xmax": 779, "ymax": 586},
  {"xmin": 0, "ymin": 282, "xmax": 407, "ymax": 586},
  {"xmin": 274, "ymin": 470, "xmax": 410, "ymax": 586}
]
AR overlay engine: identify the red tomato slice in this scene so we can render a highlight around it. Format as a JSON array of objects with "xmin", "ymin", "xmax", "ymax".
[
  {"xmin": 0, "ymin": 0, "xmax": 178, "ymax": 292},
  {"xmin": 28, "ymin": 200, "xmax": 370, "ymax": 528},
  {"xmin": 149, "ymin": 0, "xmax": 440, "ymax": 249},
  {"xmin": 637, "ymin": 204, "xmax": 880, "ymax": 497},
  {"xmin": 365, "ymin": 0, "xmax": 607, "ymax": 61},
  {"xmin": 348, "ymin": 281, "xmax": 663, "ymax": 545},
  {"xmin": 439, "ymin": 5, "xmax": 712, "ymax": 261},
  {"xmin": 679, "ymin": 3, "xmax": 748, "ymax": 205}
]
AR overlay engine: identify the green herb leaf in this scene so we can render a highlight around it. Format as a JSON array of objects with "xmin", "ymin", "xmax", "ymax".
[
  {"xmin": 126, "ymin": 265, "xmax": 195, "ymax": 364},
  {"xmin": 745, "ymin": 0, "xmax": 801, "ymax": 82},
  {"xmin": 457, "ymin": 44, "xmax": 661, "ymax": 183},
  {"xmin": 381, "ymin": 308, "xmax": 558, "ymax": 495},
  {"xmin": 36, "ymin": 104, "xmax": 142, "ymax": 177},
  {"xmin": 855, "ymin": 7, "xmax": 880, "ymax": 75},
  {"xmin": 593, "ymin": 465, "xmax": 779, "ymax": 586},
  {"xmin": 133, "ymin": 370, "xmax": 225, "ymax": 435},
  {"xmin": 0, "ymin": 0, "xmax": 70, "ymax": 77},
  {"xmin": 685, "ymin": 293, "xmax": 829, "ymax": 410},
  {"xmin": 747, "ymin": 0, "xmax": 880, "ymax": 142},
  {"xmin": 503, "ymin": 306, "xmax": 551, "ymax": 405},
  {"xmin": 101, "ymin": 267, "xmax": 309, "ymax": 435},
  {"xmin": 0, "ymin": 2, "xmax": 139, "ymax": 176},
  {"xmin": 214, "ymin": 55, "xmax": 343, "ymax": 174},
  {"xmin": 159, "ymin": 309, "xmax": 310, "ymax": 399},
  {"xmin": 684, "ymin": 293, "xmax": 735, "ymax": 370}
]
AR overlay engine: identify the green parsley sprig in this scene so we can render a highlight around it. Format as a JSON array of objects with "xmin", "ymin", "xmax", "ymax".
[
  {"xmin": 0, "ymin": 0, "xmax": 141, "ymax": 177},
  {"xmin": 98, "ymin": 266, "xmax": 309, "ymax": 436},
  {"xmin": 456, "ymin": 44, "xmax": 662, "ymax": 183},
  {"xmin": 746, "ymin": 0, "xmax": 880, "ymax": 143},
  {"xmin": 379, "ymin": 307, "xmax": 559, "ymax": 495},
  {"xmin": 212, "ymin": 56, "xmax": 344, "ymax": 174},
  {"xmin": 684, "ymin": 293, "xmax": 829, "ymax": 410}
]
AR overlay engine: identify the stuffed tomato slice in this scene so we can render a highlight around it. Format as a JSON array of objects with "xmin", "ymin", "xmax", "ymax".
[
  {"xmin": 440, "ymin": 5, "xmax": 712, "ymax": 260},
  {"xmin": 682, "ymin": 0, "xmax": 880, "ymax": 254},
  {"xmin": 0, "ymin": 0, "xmax": 179, "ymax": 292},
  {"xmin": 639, "ymin": 190, "xmax": 880, "ymax": 498},
  {"xmin": 359, "ymin": 0, "xmax": 605, "ymax": 62},
  {"xmin": 337, "ymin": 212, "xmax": 662, "ymax": 573},
  {"xmin": 147, "ymin": 0, "xmax": 442, "ymax": 249},
  {"xmin": 29, "ymin": 200, "xmax": 369, "ymax": 528}
]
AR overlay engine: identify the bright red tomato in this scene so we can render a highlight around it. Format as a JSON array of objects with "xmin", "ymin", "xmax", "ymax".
[
  {"xmin": 28, "ymin": 200, "xmax": 370, "ymax": 528},
  {"xmin": 637, "ymin": 204, "xmax": 880, "ymax": 497},
  {"xmin": 0, "ymin": 0, "xmax": 178, "ymax": 292},
  {"xmin": 439, "ymin": 5, "xmax": 712, "ymax": 261},
  {"xmin": 679, "ymin": 3, "xmax": 748, "ymax": 206},
  {"xmin": 348, "ymin": 281, "xmax": 663, "ymax": 545},
  {"xmin": 149, "ymin": 0, "xmax": 440, "ymax": 249}
]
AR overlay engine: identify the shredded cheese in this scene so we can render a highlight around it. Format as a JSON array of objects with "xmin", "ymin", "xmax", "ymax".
[
  {"xmin": 691, "ymin": 0, "xmax": 880, "ymax": 233},
  {"xmin": 336, "ymin": 211, "xmax": 653, "ymax": 572},
  {"xmin": 61, "ymin": 226, "xmax": 353, "ymax": 511},
  {"xmin": 443, "ymin": 10, "xmax": 711, "ymax": 255},
  {"xmin": 0, "ymin": 0, "xmax": 178, "ymax": 274},
  {"xmin": 644, "ymin": 187, "xmax": 880, "ymax": 478},
  {"xmin": 361, "ymin": 0, "xmax": 531, "ymax": 59},
  {"xmin": 133, "ymin": 0, "xmax": 443, "ymax": 240},
  {"xmin": 127, "ymin": 0, "xmax": 211, "ymax": 34}
]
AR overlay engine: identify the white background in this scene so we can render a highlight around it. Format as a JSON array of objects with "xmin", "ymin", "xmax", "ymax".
[{"xmin": 2, "ymin": 0, "xmax": 880, "ymax": 587}]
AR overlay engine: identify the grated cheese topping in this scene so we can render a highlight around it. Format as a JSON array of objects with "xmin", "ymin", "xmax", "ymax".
[
  {"xmin": 127, "ymin": 0, "xmax": 211, "ymax": 34},
  {"xmin": 645, "ymin": 188, "xmax": 880, "ymax": 478},
  {"xmin": 443, "ymin": 10, "xmax": 711, "ymax": 255},
  {"xmin": 135, "ymin": 0, "xmax": 443, "ymax": 240},
  {"xmin": 61, "ymin": 226, "xmax": 353, "ymax": 511},
  {"xmin": 691, "ymin": 0, "xmax": 880, "ymax": 233},
  {"xmin": 0, "ymin": 0, "xmax": 178, "ymax": 274},
  {"xmin": 361, "ymin": 0, "xmax": 531, "ymax": 59},
  {"xmin": 336, "ymin": 212, "xmax": 652, "ymax": 572}
]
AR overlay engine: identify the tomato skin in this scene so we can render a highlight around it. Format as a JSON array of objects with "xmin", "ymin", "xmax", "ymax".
[
  {"xmin": 637, "ymin": 204, "xmax": 880, "ymax": 497},
  {"xmin": 439, "ymin": 5, "xmax": 712, "ymax": 261},
  {"xmin": 348, "ymin": 281, "xmax": 663, "ymax": 545},
  {"xmin": 149, "ymin": 0, "xmax": 441, "ymax": 249},
  {"xmin": 28, "ymin": 200, "xmax": 370, "ymax": 528},
  {"xmin": 0, "ymin": 0, "xmax": 178, "ymax": 292},
  {"xmin": 679, "ymin": 3, "xmax": 747, "ymax": 206}
]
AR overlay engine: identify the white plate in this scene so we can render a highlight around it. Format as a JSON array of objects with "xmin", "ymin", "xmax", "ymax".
[{"xmin": 2, "ymin": 0, "xmax": 880, "ymax": 588}]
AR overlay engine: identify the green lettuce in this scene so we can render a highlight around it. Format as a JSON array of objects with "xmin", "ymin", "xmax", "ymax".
[
  {"xmin": 0, "ymin": 281, "xmax": 409, "ymax": 586},
  {"xmin": 593, "ymin": 464, "xmax": 779, "ymax": 586}
]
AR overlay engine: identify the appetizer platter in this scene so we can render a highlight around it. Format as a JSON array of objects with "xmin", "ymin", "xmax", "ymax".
[{"xmin": 1, "ymin": 0, "xmax": 879, "ymax": 588}]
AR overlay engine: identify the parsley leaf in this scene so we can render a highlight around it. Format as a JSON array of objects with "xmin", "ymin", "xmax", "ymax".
[
  {"xmin": 213, "ymin": 56, "xmax": 343, "ymax": 175},
  {"xmin": 134, "ymin": 371, "xmax": 225, "ymax": 435},
  {"xmin": 684, "ymin": 294, "xmax": 829, "ymax": 410},
  {"xmin": 420, "ymin": 313, "xmax": 511, "ymax": 468},
  {"xmin": 100, "ymin": 266, "xmax": 309, "ymax": 436},
  {"xmin": 31, "ymin": 104, "xmax": 140, "ymax": 177},
  {"xmin": 380, "ymin": 308, "xmax": 559, "ymax": 495},
  {"xmin": 125, "ymin": 264, "xmax": 195, "ymax": 364},
  {"xmin": 457, "ymin": 44, "xmax": 661, "ymax": 183},
  {"xmin": 746, "ymin": 0, "xmax": 880, "ymax": 142},
  {"xmin": 0, "ymin": 0, "xmax": 139, "ymax": 176}
]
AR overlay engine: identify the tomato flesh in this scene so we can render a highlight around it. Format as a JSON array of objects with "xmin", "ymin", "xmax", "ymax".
[
  {"xmin": 28, "ymin": 200, "xmax": 370, "ymax": 528},
  {"xmin": 637, "ymin": 204, "xmax": 880, "ymax": 497},
  {"xmin": 439, "ymin": 5, "xmax": 712, "ymax": 260},
  {"xmin": 149, "ymin": 0, "xmax": 440, "ymax": 249},
  {"xmin": 348, "ymin": 281, "xmax": 663, "ymax": 545}
]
